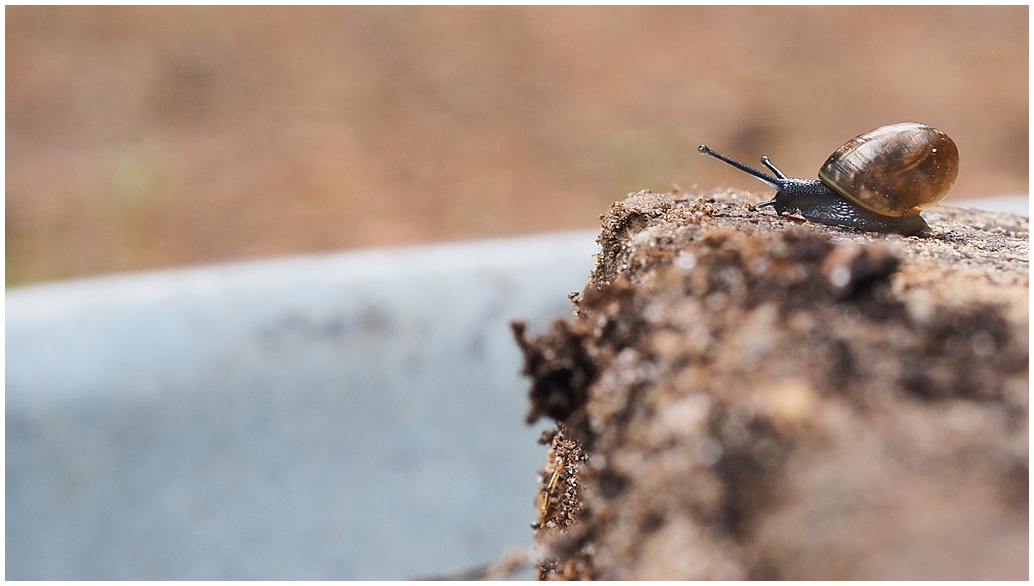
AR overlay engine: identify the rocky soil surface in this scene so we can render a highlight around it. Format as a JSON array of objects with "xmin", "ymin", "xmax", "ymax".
[{"xmin": 514, "ymin": 190, "xmax": 1028, "ymax": 579}]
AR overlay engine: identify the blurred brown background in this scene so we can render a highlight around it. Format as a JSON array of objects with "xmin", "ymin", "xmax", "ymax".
[{"xmin": 6, "ymin": 6, "xmax": 1028, "ymax": 286}]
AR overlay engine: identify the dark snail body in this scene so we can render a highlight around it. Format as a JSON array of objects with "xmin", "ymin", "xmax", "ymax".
[
  {"xmin": 698, "ymin": 123, "xmax": 958, "ymax": 236},
  {"xmin": 752, "ymin": 176, "xmax": 932, "ymax": 235}
]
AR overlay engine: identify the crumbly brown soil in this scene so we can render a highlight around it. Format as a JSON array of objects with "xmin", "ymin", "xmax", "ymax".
[{"xmin": 514, "ymin": 190, "xmax": 1028, "ymax": 580}]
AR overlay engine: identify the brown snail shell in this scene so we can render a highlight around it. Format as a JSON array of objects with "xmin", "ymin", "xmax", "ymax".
[{"xmin": 818, "ymin": 123, "xmax": 959, "ymax": 218}]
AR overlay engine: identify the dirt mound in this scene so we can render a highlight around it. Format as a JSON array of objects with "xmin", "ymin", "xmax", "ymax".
[{"xmin": 514, "ymin": 190, "xmax": 1028, "ymax": 579}]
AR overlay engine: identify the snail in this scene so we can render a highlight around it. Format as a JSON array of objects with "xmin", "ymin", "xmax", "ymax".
[{"xmin": 698, "ymin": 123, "xmax": 959, "ymax": 235}]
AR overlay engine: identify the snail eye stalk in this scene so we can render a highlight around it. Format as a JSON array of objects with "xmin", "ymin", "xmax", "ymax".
[{"xmin": 697, "ymin": 145, "xmax": 783, "ymax": 190}]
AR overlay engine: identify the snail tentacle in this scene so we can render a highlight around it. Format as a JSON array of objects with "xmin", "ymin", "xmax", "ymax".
[
  {"xmin": 760, "ymin": 156, "xmax": 788, "ymax": 179},
  {"xmin": 698, "ymin": 144, "xmax": 782, "ymax": 190}
]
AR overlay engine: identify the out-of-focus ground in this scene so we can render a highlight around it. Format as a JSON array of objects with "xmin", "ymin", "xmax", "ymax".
[{"xmin": 6, "ymin": 6, "xmax": 1028, "ymax": 285}]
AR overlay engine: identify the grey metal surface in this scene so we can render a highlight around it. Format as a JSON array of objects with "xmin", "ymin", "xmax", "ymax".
[
  {"xmin": 6, "ymin": 230, "xmax": 600, "ymax": 580},
  {"xmin": 950, "ymin": 195, "xmax": 1029, "ymax": 217}
]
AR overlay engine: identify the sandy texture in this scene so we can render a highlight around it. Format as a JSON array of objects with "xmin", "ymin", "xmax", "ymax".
[{"xmin": 514, "ymin": 190, "xmax": 1028, "ymax": 579}]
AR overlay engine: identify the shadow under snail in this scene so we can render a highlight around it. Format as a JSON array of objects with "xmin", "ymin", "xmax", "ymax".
[{"xmin": 698, "ymin": 122, "xmax": 959, "ymax": 235}]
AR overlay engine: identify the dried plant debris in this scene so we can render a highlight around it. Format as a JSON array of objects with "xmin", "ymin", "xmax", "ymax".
[{"xmin": 515, "ymin": 190, "xmax": 1028, "ymax": 580}]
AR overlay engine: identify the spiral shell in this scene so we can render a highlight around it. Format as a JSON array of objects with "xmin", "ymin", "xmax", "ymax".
[{"xmin": 818, "ymin": 123, "xmax": 959, "ymax": 217}]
